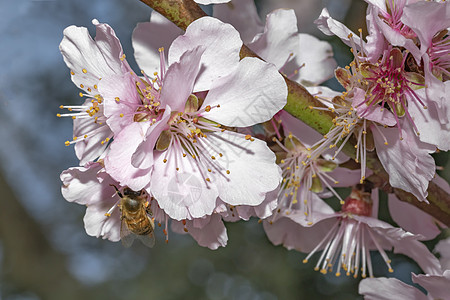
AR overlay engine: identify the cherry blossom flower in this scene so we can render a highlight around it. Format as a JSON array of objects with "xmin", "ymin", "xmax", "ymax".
[
  {"xmin": 101, "ymin": 17, "xmax": 287, "ymax": 221},
  {"xmin": 61, "ymin": 160, "xmax": 229, "ymax": 249},
  {"xmin": 61, "ymin": 161, "xmax": 124, "ymax": 242},
  {"xmin": 266, "ymin": 109, "xmax": 361, "ymax": 224},
  {"xmin": 264, "ymin": 184, "xmax": 441, "ymax": 278},
  {"xmin": 58, "ymin": 19, "xmax": 129, "ymax": 164},
  {"xmin": 314, "ymin": 7, "xmax": 442, "ymax": 201}
]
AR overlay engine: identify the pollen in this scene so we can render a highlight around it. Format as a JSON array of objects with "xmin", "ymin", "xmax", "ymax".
[{"xmin": 82, "ymin": 68, "xmax": 87, "ymax": 74}]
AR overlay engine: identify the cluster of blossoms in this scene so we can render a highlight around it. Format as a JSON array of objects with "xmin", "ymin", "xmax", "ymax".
[{"xmin": 59, "ymin": 0, "xmax": 450, "ymax": 298}]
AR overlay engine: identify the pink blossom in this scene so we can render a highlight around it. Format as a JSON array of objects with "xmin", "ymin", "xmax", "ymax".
[
  {"xmin": 101, "ymin": 17, "xmax": 287, "ymax": 221},
  {"xmin": 265, "ymin": 185, "xmax": 441, "ymax": 278},
  {"xmin": 61, "ymin": 161, "xmax": 123, "ymax": 242},
  {"xmin": 58, "ymin": 19, "xmax": 128, "ymax": 164}
]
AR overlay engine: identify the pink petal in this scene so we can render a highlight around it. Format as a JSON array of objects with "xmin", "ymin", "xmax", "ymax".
[
  {"xmin": 60, "ymin": 163, "xmax": 104, "ymax": 205},
  {"xmin": 412, "ymin": 271, "xmax": 450, "ymax": 300},
  {"xmin": 172, "ymin": 214, "xmax": 228, "ymax": 250},
  {"xmin": 160, "ymin": 46, "xmax": 204, "ymax": 112},
  {"xmin": 213, "ymin": 0, "xmax": 263, "ymax": 44},
  {"xmin": 353, "ymin": 88, "xmax": 397, "ymax": 126},
  {"xmin": 372, "ymin": 7, "xmax": 421, "ymax": 61},
  {"xmin": 59, "ymin": 19, "xmax": 125, "ymax": 94},
  {"xmin": 101, "ymin": 73, "xmax": 142, "ymax": 134},
  {"xmin": 73, "ymin": 99, "xmax": 111, "ymax": 164},
  {"xmin": 409, "ymin": 82, "xmax": 450, "ymax": 150},
  {"xmin": 248, "ymin": 9, "xmax": 299, "ymax": 70},
  {"xmin": 168, "ymin": 17, "xmax": 242, "ymax": 92},
  {"xmin": 328, "ymin": 167, "xmax": 368, "ymax": 187},
  {"xmin": 292, "ymin": 33, "xmax": 337, "ymax": 85},
  {"xmin": 132, "ymin": 11, "xmax": 183, "ymax": 75},
  {"xmin": 359, "ymin": 277, "xmax": 428, "ymax": 300},
  {"xmin": 149, "ymin": 149, "xmax": 220, "ymax": 220},
  {"xmin": 61, "ymin": 163, "xmax": 122, "ymax": 242},
  {"xmin": 204, "ymin": 131, "xmax": 282, "ymax": 206},
  {"xmin": 201, "ymin": 57, "xmax": 287, "ymax": 127},
  {"xmin": 195, "ymin": 0, "xmax": 230, "ymax": 4},
  {"xmin": 264, "ymin": 211, "xmax": 338, "ymax": 252},
  {"xmin": 401, "ymin": 1, "xmax": 450, "ymax": 54},
  {"xmin": 315, "ymin": 8, "xmax": 363, "ymax": 52},
  {"xmin": 435, "ymin": 237, "xmax": 450, "ymax": 271},
  {"xmin": 388, "ymin": 193, "xmax": 441, "ymax": 240},
  {"xmin": 248, "ymin": 9, "xmax": 336, "ymax": 84},
  {"xmin": 84, "ymin": 197, "xmax": 121, "ymax": 242},
  {"xmin": 371, "ymin": 123, "xmax": 436, "ymax": 202},
  {"xmin": 103, "ymin": 122, "xmax": 152, "ymax": 191},
  {"xmin": 423, "ymin": 56, "xmax": 449, "ymax": 124},
  {"xmin": 131, "ymin": 109, "xmax": 171, "ymax": 169},
  {"xmin": 358, "ymin": 216, "xmax": 442, "ymax": 275},
  {"xmin": 364, "ymin": 6, "xmax": 388, "ymax": 62}
]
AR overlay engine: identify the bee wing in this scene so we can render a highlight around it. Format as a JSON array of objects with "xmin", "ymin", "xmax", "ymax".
[
  {"xmin": 120, "ymin": 219, "xmax": 137, "ymax": 248},
  {"xmin": 136, "ymin": 232, "xmax": 156, "ymax": 248}
]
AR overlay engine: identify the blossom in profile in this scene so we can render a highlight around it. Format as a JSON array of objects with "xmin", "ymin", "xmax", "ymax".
[{"xmin": 264, "ymin": 184, "xmax": 441, "ymax": 278}]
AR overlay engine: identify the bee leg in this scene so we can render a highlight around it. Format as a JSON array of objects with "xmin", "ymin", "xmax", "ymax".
[{"xmin": 109, "ymin": 184, "xmax": 123, "ymax": 198}]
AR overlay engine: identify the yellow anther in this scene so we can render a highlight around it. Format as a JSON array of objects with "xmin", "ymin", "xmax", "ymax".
[{"xmin": 82, "ymin": 68, "xmax": 87, "ymax": 74}]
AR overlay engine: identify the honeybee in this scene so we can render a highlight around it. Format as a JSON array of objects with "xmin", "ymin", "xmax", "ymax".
[{"xmin": 111, "ymin": 185, "xmax": 155, "ymax": 248}]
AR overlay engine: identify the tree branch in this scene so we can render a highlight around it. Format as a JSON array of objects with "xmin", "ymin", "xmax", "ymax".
[{"xmin": 138, "ymin": 0, "xmax": 450, "ymax": 226}]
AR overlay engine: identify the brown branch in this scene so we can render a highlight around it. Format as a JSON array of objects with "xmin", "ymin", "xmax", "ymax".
[{"xmin": 138, "ymin": 0, "xmax": 450, "ymax": 226}]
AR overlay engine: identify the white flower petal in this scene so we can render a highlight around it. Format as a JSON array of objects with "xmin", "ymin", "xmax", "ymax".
[
  {"xmin": 168, "ymin": 16, "xmax": 242, "ymax": 92},
  {"xmin": 132, "ymin": 11, "xmax": 183, "ymax": 75},
  {"xmin": 412, "ymin": 271, "xmax": 450, "ymax": 300},
  {"xmin": 359, "ymin": 277, "xmax": 428, "ymax": 300},
  {"xmin": 172, "ymin": 214, "xmax": 228, "ymax": 250},
  {"xmin": 150, "ymin": 150, "xmax": 219, "ymax": 220},
  {"xmin": 388, "ymin": 193, "xmax": 441, "ymax": 240},
  {"xmin": 60, "ymin": 20, "xmax": 125, "ymax": 93},
  {"xmin": 101, "ymin": 73, "xmax": 142, "ymax": 135},
  {"xmin": 201, "ymin": 57, "xmax": 287, "ymax": 127},
  {"xmin": 409, "ymin": 84, "xmax": 450, "ymax": 151},
  {"xmin": 104, "ymin": 122, "xmax": 152, "ymax": 191},
  {"xmin": 160, "ymin": 46, "xmax": 204, "ymax": 112},
  {"xmin": 205, "ymin": 131, "xmax": 282, "ymax": 206},
  {"xmin": 195, "ymin": 0, "xmax": 230, "ymax": 4},
  {"xmin": 372, "ymin": 123, "xmax": 436, "ymax": 202},
  {"xmin": 213, "ymin": 0, "xmax": 263, "ymax": 44},
  {"xmin": 73, "ymin": 99, "xmax": 111, "ymax": 165}
]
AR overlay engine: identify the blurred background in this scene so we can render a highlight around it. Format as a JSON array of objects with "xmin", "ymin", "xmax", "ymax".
[{"xmin": 0, "ymin": 0, "xmax": 448, "ymax": 299}]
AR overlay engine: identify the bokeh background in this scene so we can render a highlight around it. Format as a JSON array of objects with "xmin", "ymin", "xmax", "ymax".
[{"xmin": 0, "ymin": 0, "xmax": 448, "ymax": 299}]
